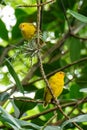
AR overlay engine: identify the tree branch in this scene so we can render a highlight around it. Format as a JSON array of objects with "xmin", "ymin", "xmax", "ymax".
[{"xmin": 18, "ymin": 0, "xmax": 55, "ymax": 8}]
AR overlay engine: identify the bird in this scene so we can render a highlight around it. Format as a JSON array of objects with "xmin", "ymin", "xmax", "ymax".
[
  {"xmin": 19, "ymin": 22, "xmax": 36, "ymax": 40},
  {"xmin": 43, "ymin": 71, "xmax": 65, "ymax": 107},
  {"xmin": 19, "ymin": 22, "xmax": 45, "ymax": 47}
]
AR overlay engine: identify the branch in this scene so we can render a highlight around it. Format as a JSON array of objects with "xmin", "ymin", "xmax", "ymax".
[
  {"xmin": 10, "ymin": 97, "xmax": 43, "ymax": 104},
  {"xmin": 36, "ymin": 1, "xmax": 78, "ymax": 128},
  {"xmin": 70, "ymin": 33, "xmax": 87, "ymax": 40},
  {"xmin": 28, "ymin": 56, "xmax": 87, "ymax": 85},
  {"xmin": 47, "ymin": 56, "xmax": 87, "ymax": 77},
  {"xmin": 22, "ymin": 98, "xmax": 87, "ymax": 121},
  {"xmin": 21, "ymin": 31, "xmax": 70, "ymax": 85},
  {"xmin": 36, "ymin": 0, "xmax": 60, "ymax": 107},
  {"xmin": 40, "ymin": 113, "xmax": 57, "ymax": 130},
  {"xmin": 67, "ymin": 97, "xmax": 87, "ymax": 117},
  {"xmin": 34, "ymin": 5, "xmax": 83, "ymax": 127},
  {"xmin": 18, "ymin": 0, "xmax": 55, "ymax": 8}
]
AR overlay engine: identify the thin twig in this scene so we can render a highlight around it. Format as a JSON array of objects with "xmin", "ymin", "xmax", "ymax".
[
  {"xmin": 28, "ymin": 56, "xmax": 87, "ymax": 85},
  {"xmin": 10, "ymin": 97, "xmax": 43, "ymax": 104},
  {"xmin": 40, "ymin": 0, "xmax": 43, "ymax": 31},
  {"xmin": 18, "ymin": 0, "xmax": 55, "ymax": 8},
  {"xmin": 67, "ymin": 97, "xmax": 87, "ymax": 117},
  {"xmin": 22, "ymin": 98, "xmax": 87, "ymax": 121},
  {"xmin": 70, "ymin": 33, "xmax": 87, "ymax": 40},
  {"xmin": 40, "ymin": 113, "xmax": 57, "ymax": 130},
  {"xmin": 20, "ymin": 31, "xmax": 70, "ymax": 84},
  {"xmin": 54, "ymin": 102, "xmax": 83, "ymax": 130},
  {"xmin": 47, "ymin": 56, "xmax": 87, "ymax": 77},
  {"xmin": 36, "ymin": 1, "xmax": 83, "ymax": 129},
  {"xmin": 36, "ymin": 0, "xmax": 57, "ymax": 103},
  {"xmin": 60, "ymin": 97, "xmax": 87, "ymax": 125},
  {"xmin": 23, "ymin": 107, "xmax": 58, "ymax": 121},
  {"xmin": 0, "ymin": 86, "xmax": 13, "ymax": 93}
]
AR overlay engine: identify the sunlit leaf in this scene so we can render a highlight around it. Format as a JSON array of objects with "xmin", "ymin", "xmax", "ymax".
[
  {"xmin": 67, "ymin": 9, "xmax": 87, "ymax": 23},
  {"xmin": 80, "ymin": 88, "xmax": 87, "ymax": 93},
  {"xmin": 11, "ymin": 100, "xmax": 20, "ymax": 118}
]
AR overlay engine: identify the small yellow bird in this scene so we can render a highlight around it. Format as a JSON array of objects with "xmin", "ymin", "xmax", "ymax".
[
  {"xmin": 44, "ymin": 71, "xmax": 65, "ymax": 107},
  {"xmin": 19, "ymin": 22, "xmax": 45, "ymax": 46},
  {"xmin": 19, "ymin": 22, "xmax": 36, "ymax": 40}
]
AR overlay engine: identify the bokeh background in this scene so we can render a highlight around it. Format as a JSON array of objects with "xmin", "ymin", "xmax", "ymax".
[{"xmin": 0, "ymin": 0, "xmax": 87, "ymax": 130}]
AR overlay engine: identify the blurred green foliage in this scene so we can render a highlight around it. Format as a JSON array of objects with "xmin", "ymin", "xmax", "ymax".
[{"xmin": 0, "ymin": 0, "xmax": 87, "ymax": 129}]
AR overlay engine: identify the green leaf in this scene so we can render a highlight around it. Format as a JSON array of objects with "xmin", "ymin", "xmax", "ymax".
[
  {"xmin": 11, "ymin": 100, "xmax": 20, "ymax": 118},
  {"xmin": 69, "ymin": 37, "xmax": 81, "ymax": 62},
  {"xmin": 35, "ymin": 88, "xmax": 44, "ymax": 100},
  {"xmin": 76, "ymin": 66, "xmax": 87, "ymax": 87},
  {"xmin": 70, "ymin": 83, "xmax": 83, "ymax": 99},
  {"xmin": 14, "ymin": 97, "xmax": 37, "ymax": 113},
  {"xmin": 16, "ymin": 119, "xmax": 41, "ymax": 130},
  {"xmin": 0, "ymin": 106, "xmax": 41, "ymax": 130},
  {"xmin": 44, "ymin": 126, "xmax": 61, "ymax": 130},
  {"xmin": 0, "ymin": 0, "xmax": 6, "ymax": 5},
  {"xmin": 31, "ymin": 118, "xmax": 45, "ymax": 126},
  {"xmin": 61, "ymin": 114, "xmax": 87, "ymax": 129},
  {"xmin": 0, "ymin": 20, "xmax": 8, "ymax": 41},
  {"xmin": 0, "ymin": 92, "xmax": 9, "ymax": 101},
  {"xmin": 5, "ymin": 59, "xmax": 24, "ymax": 94},
  {"xmin": 67, "ymin": 9, "xmax": 87, "ymax": 23},
  {"xmin": 80, "ymin": 88, "xmax": 87, "ymax": 93},
  {"xmin": 0, "ymin": 106, "xmax": 21, "ymax": 129},
  {"xmin": 23, "ymin": 84, "xmax": 37, "ymax": 92}
]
